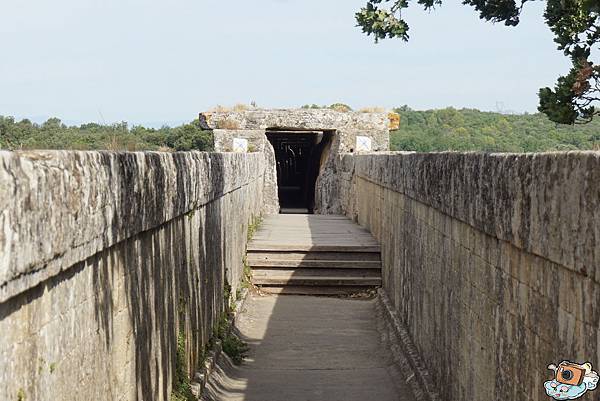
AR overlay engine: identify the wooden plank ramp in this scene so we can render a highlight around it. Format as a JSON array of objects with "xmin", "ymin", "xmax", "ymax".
[{"xmin": 247, "ymin": 214, "xmax": 381, "ymax": 294}]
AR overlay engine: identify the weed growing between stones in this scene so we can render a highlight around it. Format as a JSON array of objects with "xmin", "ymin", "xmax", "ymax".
[
  {"xmin": 215, "ymin": 312, "xmax": 249, "ymax": 365},
  {"xmin": 172, "ymin": 297, "xmax": 195, "ymax": 401},
  {"xmin": 242, "ymin": 215, "xmax": 262, "ymax": 289},
  {"xmin": 171, "ymin": 331, "xmax": 195, "ymax": 401},
  {"xmin": 223, "ymin": 282, "xmax": 232, "ymax": 307},
  {"xmin": 246, "ymin": 215, "xmax": 262, "ymax": 242},
  {"xmin": 172, "ymin": 214, "xmax": 259, "ymax": 399},
  {"xmin": 241, "ymin": 255, "xmax": 252, "ymax": 289},
  {"xmin": 222, "ymin": 332, "xmax": 248, "ymax": 365}
]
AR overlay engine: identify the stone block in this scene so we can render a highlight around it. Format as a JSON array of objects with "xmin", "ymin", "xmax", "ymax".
[{"xmin": 0, "ymin": 150, "xmax": 266, "ymax": 401}]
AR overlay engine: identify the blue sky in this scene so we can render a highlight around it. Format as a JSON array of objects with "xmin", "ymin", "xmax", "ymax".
[{"xmin": 0, "ymin": 0, "xmax": 569, "ymax": 126}]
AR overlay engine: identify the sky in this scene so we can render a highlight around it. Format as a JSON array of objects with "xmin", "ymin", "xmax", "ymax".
[{"xmin": 0, "ymin": 0, "xmax": 570, "ymax": 126}]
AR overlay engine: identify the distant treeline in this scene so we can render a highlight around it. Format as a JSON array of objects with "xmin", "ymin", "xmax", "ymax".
[
  {"xmin": 0, "ymin": 116, "xmax": 213, "ymax": 152},
  {"xmin": 2, "ymin": 107, "xmax": 599, "ymax": 153},
  {"xmin": 391, "ymin": 106, "xmax": 600, "ymax": 152}
]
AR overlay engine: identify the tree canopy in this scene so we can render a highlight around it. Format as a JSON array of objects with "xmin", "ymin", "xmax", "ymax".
[
  {"xmin": 390, "ymin": 106, "xmax": 600, "ymax": 152},
  {"xmin": 0, "ymin": 117, "xmax": 213, "ymax": 152},
  {"xmin": 356, "ymin": 0, "xmax": 600, "ymax": 124},
  {"xmin": 2, "ymin": 107, "xmax": 599, "ymax": 153}
]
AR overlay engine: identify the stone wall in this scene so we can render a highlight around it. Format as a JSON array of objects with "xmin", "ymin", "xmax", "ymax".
[
  {"xmin": 211, "ymin": 129, "xmax": 279, "ymax": 214},
  {"xmin": 200, "ymin": 109, "xmax": 391, "ymax": 157},
  {"xmin": 199, "ymin": 109, "xmax": 392, "ymax": 214},
  {"xmin": 340, "ymin": 151, "xmax": 600, "ymax": 401},
  {"xmin": 0, "ymin": 151, "xmax": 268, "ymax": 401}
]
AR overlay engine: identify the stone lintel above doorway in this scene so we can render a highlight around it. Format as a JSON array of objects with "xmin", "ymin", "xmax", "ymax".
[{"xmin": 199, "ymin": 108, "xmax": 395, "ymax": 132}]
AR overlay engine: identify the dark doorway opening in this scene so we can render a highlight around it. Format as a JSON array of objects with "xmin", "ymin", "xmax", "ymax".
[{"xmin": 266, "ymin": 130, "xmax": 332, "ymax": 214}]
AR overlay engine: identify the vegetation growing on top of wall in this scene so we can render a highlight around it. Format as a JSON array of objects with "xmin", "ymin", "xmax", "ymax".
[
  {"xmin": 209, "ymin": 103, "xmax": 257, "ymax": 113},
  {"xmin": 0, "ymin": 116, "xmax": 213, "ymax": 151},
  {"xmin": 301, "ymin": 103, "xmax": 353, "ymax": 112},
  {"xmin": 390, "ymin": 106, "xmax": 600, "ymax": 152},
  {"xmin": 359, "ymin": 107, "xmax": 386, "ymax": 113}
]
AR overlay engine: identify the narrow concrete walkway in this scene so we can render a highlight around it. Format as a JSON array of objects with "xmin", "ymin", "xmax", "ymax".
[{"xmin": 203, "ymin": 293, "xmax": 414, "ymax": 401}]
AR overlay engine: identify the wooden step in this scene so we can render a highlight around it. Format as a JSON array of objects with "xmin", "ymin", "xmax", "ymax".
[
  {"xmin": 247, "ymin": 214, "xmax": 382, "ymax": 293},
  {"xmin": 246, "ymin": 251, "xmax": 381, "ymax": 262},
  {"xmin": 258, "ymin": 286, "xmax": 376, "ymax": 296},
  {"xmin": 247, "ymin": 244, "xmax": 381, "ymax": 252},
  {"xmin": 252, "ymin": 276, "xmax": 382, "ymax": 286},
  {"xmin": 252, "ymin": 268, "xmax": 381, "ymax": 278},
  {"xmin": 247, "ymin": 259, "xmax": 381, "ymax": 269}
]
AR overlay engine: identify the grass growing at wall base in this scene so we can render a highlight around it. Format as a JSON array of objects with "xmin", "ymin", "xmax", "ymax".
[
  {"xmin": 214, "ymin": 312, "xmax": 249, "ymax": 365},
  {"xmin": 171, "ymin": 331, "xmax": 196, "ymax": 401},
  {"xmin": 246, "ymin": 215, "xmax": 263, "ymax": 242},
  {"xmin": 241, "ymin": 255, "xmax": 252, "ymax": 290},
  {"xmin": 242, "ymin": 215, "xmax": 263, "ymax": 289},
  {"xmin": 172, "ymin": 215, "xmax": 260, "ymax": 400}
]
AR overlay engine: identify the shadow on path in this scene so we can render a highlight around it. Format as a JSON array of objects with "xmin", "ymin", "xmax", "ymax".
[{"xmin": 202, "ymin": 292, "xmax": 415, "ymax": 401}]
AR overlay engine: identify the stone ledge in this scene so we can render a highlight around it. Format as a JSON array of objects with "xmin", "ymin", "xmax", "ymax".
[
  {"xmin": 199, "ymin": 109, "xmax": 391, "ymax": 131},
  {"xmin": 376, "ymin": 289, "xmax": 441, "ymax": 401},
  {"xmin": 347, "ymin": 151, "xmax": 600, "ymax": 278},
  {"xmin": 0, "ymin": 151, "xmax": 267, "ymax": 304}
]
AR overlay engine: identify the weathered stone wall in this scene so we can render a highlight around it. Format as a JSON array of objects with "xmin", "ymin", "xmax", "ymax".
[
  {"xmin": 340, "ymin": 151, "xmax": 600, "ymax": 401},
  {"xmin": 211, "ymin": 129, "xmax": 279, "ymax": 214},
  {"xmin": 199, "ymin": 108, "xmax": 393, "ymax": 132},
  {"xmin": 200, "ymin": 109, "xmax": 392, "ymax": 214},
  {"xmin": 0, "ymin": 151, "xmax": 268, "ymax": 401}
]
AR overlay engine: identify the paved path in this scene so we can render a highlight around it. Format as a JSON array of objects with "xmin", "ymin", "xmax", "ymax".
[{"xmin": 203, "ymin": 293, "xmax": 414, "ymax": 401}]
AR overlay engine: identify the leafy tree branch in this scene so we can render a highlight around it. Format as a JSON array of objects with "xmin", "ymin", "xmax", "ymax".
[{"xmin": 356, "ymin": 0, "xmax": 600, "ymax": 124}]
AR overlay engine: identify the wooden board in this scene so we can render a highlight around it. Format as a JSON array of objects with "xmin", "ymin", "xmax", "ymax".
[
  {"xmin": 248, "ymin": 214, "xmax": 380, "ymax": 251},
  {"xmin": 247, "ymin": 259, "xmax": 382, "ymax": 269},
  {"xmin": 247, "ymin": 214, "xmax": 383, "ymax": 293}
]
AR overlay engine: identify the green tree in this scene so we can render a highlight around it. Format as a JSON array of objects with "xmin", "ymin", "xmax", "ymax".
[
  {"xmin": 167, "ymin": 120, "xmax": 214, "ymax": 151},
  {"xmin": 390, "ymin": 107, "xmax": 600, "ymax": 152},
  {"xmin": 0, "ymin": 116, "xmax": 213, "ymax": 152},
  {"xmin": 356, "ymin": 0, "xmax": 600, "ymax": 124}
]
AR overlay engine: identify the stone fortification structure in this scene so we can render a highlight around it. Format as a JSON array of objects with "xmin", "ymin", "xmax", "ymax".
[
  {"xmin": 199, "ymin": 108, "xmax": 395, "ymax": 213},
  {"xmin": 337, "ymin": 151, "xmax": 600, "ymax": 401},
  {"xmin": 0, "ymin": 151, "xmax": 269, "ymax": 401},
  {"xmin": 0, "ymin": 112, "xmax": 599, "ymax": 401}
]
